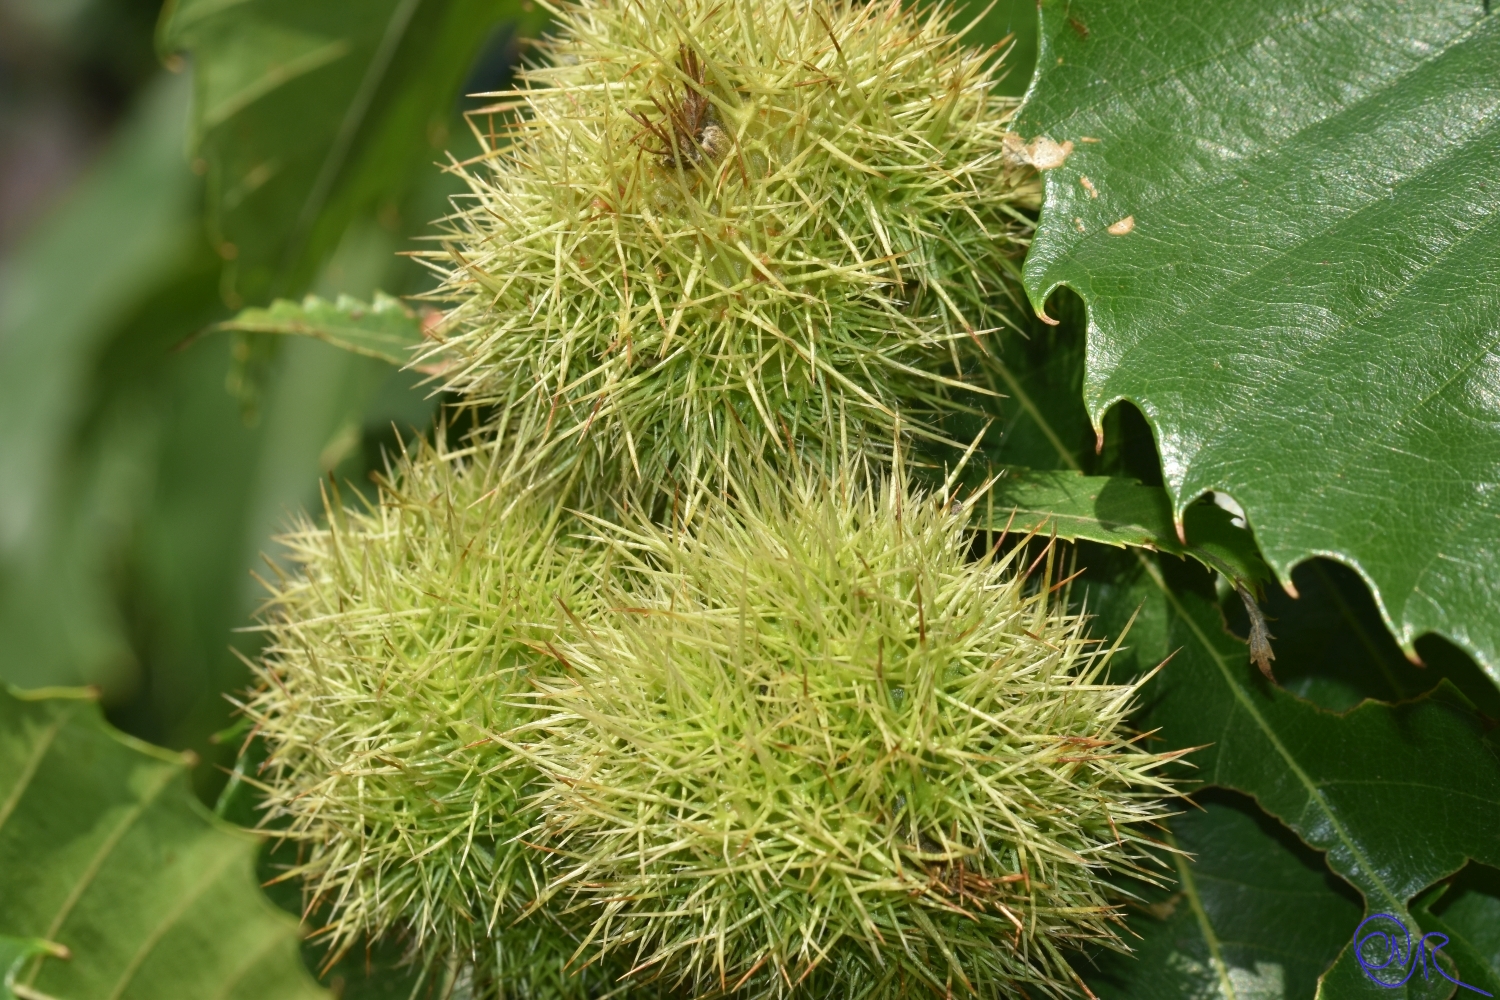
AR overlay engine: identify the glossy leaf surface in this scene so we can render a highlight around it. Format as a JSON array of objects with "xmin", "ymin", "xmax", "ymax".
[
  {"xmin": 1411, "ymin": 864, "xmax": 1500, "ymax": 998},
  {"xmin": 1089, "ymin": 557, "xmax": 1500, "ymax": 999},
  {"xmin": 983, "ymin": 468, "xmax": 1270, "ymax": 587},
  {"xmin": 0, "ymin": 687, "xmax": 326, "ymax": 1000},
  {"xmin": 1088, "ymin": 793, "xmax": 1361, "ymax": 1000},
  {"xmin": 1018, "ymin": 0, "xmax": 1500, "ymax": 679}
]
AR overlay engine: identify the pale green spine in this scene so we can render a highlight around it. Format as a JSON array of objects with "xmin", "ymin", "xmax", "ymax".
[
  {"xmin": 248, "ymin": 1, "xmax": 1182, "ymax": 997},
  {"xmin": 420, "ymin": 0, "xmax": 1034, "ymax": 503}
]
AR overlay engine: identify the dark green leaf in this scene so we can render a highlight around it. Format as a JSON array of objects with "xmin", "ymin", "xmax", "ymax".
[
  {"xmin": 158, "ymin": 0, "xmax": 547, "ymax": 305},
  {"xmin": 987, "ymin": 467, "xmax": 1176, "ymax": 550},
  {"xmin": 210, "ymin": 292, "xmax": 426, "ymax": 366},
  {"xmin": 1223, "ymin": 558, "xmax": 1500, "ymax": 718},
  {"xmin": 982, "ymin": 467, "xmax": 1271, "ymax": 588},
  {"xmin": 1411, "ymin": 864, "xmax": 1500, "ymax": 998},
  {"xmin": 0, "ymin": 686, "xmax": 326, "ymax": 1000},
  {"xmin": 1091, "ymin": 556, "xmax": 1500, "ymax": 999},
  {"xmin": 964, "ymin": 293, "xmax": 1098, "ymax": 474},
  {"xmin": 1017, "ymin": 0, "xmax": 1500, "ymax": 681},
  {"xmin": 1088, "ymin": 792, "xmax": 1361, "ymax": 1000},
  {"xmin": 946, "ymin": 0, "xmax": 1037, "ymax": 98}
]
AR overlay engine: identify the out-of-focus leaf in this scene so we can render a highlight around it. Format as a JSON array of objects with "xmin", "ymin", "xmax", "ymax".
[
  {"xmin": 946, "ymin": 0, "xmax": 1038, "ymax": 97},
  {"xmin": 1091, "ymin": 557, "xmax": 1500, "ymax": 1000},
  {"xmin": 210, "ymin": 292, "xmax": 426, "ymax": 366},
  {"xmin": 0, "ymin": 686, "xmax": 327, "ymax": 1000},
  {"xmin": 1088, "ymin": 792, "xmax": 1362, "ymax": 1000},
  {"xmin": 0, "ymin": 103, "xmax": 437, "ymax": 740},
  {"xmin": 118, "ymin": 330, "xmax": 431, "ymax": 761},
  {"xmin": 0, "ymin": 71, "xmax": 196, "ymax": 563},
  {"xmin": 2, "ymin": 936, "xmax": 68, "ymax": 1000},
  {"xmin": 1017, "ymin": 0, "xmax": 1500, "ymax": 681},
  {"xmin": 982, "ymin": 467, "xmax": 1271, "ymax": 589},
  {"xmin": 0, "ymin": 71, "xmax": 204, "ymax": 697},
  {"xmin": 157, "ymin": 0, "xmax": 548, "ymax": 306},
  {"xmin": 0, "ymin": 60, "xmax": 428, "ymax": 710}
]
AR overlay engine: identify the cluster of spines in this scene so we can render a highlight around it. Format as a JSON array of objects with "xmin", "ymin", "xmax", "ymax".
[
  {"xmin": 242, "ymin": 442, "xmax": 614, "ymax": 998},
  {"xmin": 417, "ymin": 0, "xmax": 1036, "ymax": 504},
  {"xmin": 521, "ymin": 466, "xmax": 1181, "ymax": 1000},
  {"xmin": 244, "ymin": 0, "xmax": 1185, "ymax": 997}
]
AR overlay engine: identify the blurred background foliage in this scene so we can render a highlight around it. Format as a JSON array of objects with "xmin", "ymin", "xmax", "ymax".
[{"xmin": 0, "ymin": 0, "xmax": 1041, "ymax": 794}]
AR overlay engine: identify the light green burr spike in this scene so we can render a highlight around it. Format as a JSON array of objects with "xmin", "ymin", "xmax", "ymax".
[
  {"xmin": 242, "ymin": 440, "xmax": 621, "ymax": 1000},
  {"xmin": 418, "ymin": 0, "xmax": 1038, "ymax": 505},
  {"xmin": 525, "ymin": 460, "xmax": 1186, "ymax": 1000}
]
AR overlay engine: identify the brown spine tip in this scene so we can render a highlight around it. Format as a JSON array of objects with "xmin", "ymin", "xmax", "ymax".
[{"xmin": 1282, "ymin": 579, "xmax": 1300, "ymax": 599}]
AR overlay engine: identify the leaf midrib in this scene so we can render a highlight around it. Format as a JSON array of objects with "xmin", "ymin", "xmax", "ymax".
[
  {"xmin": 981, "ymin": 322, "xmax": 1411, "ymax": 920},
  {"xmin": 104, "ymin": 846, "xmax": 240, "ymax": 1000},
  {"xmin": 0, "ymin": 714, "xmax": 64, "ymax": 834},
  {"xmin": 1138, "ymin": 552, "xmax": 1405, "ymax": 917},
  {"xmin": 35, "ymin": 763, "xmax": 179, "ymax": 960},
  {"xmin": 1171, "ymin": 829, "xmax": 1240, "ymax": 1000}
]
